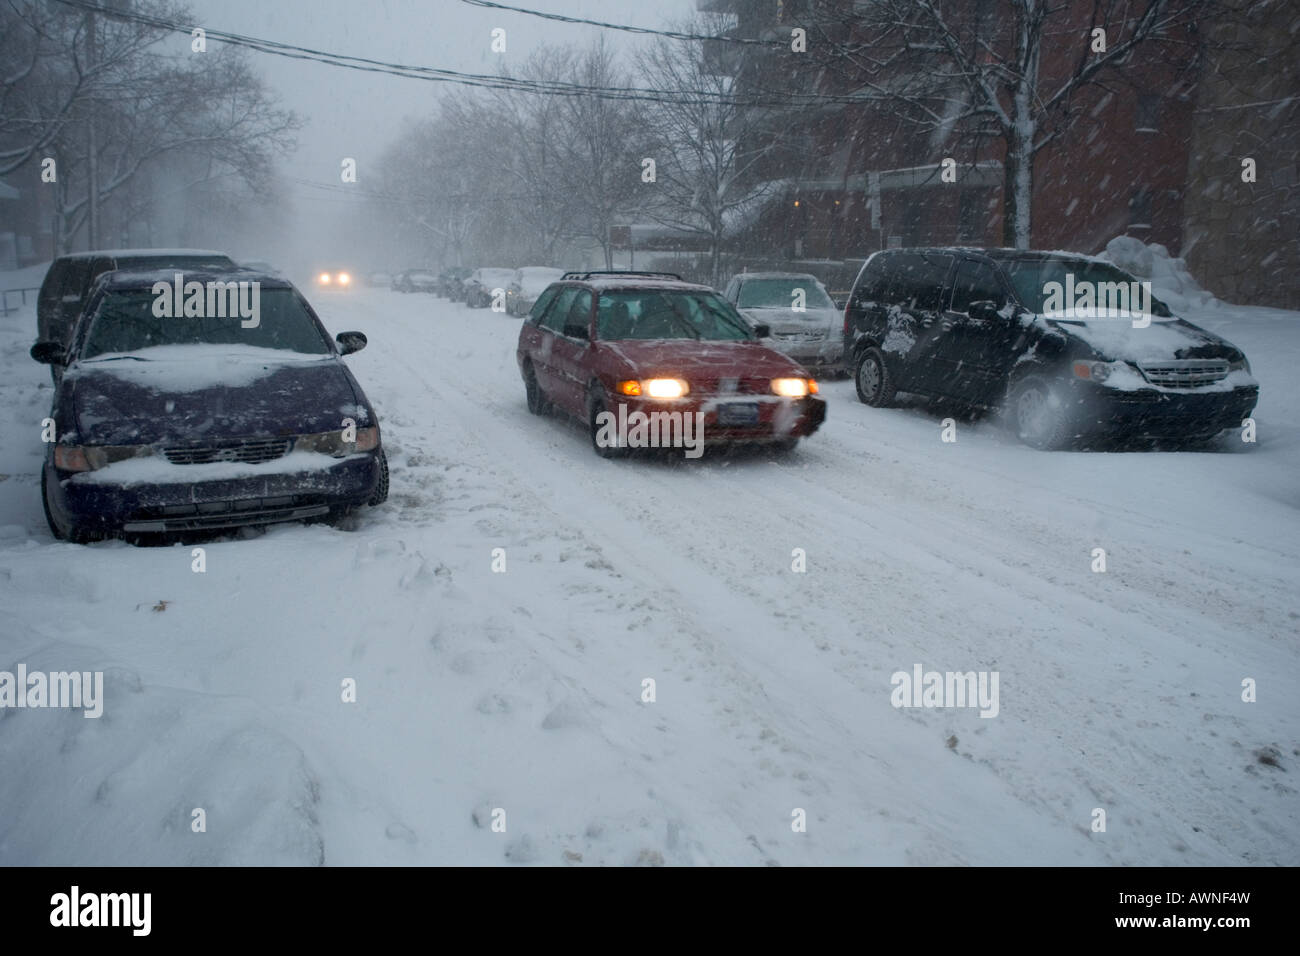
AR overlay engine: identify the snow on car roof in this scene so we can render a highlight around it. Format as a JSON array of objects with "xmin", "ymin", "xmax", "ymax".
[
  {"xmin": 579, "ymin": 276, "xmax": 717, "ymax": 293},
  {"xmin": 55, "ymin": 248, "xmax": 233, "ymax": 260},
  {"xmin": 734, "ymin": 272, "xmax": 824, "ymax": 282},
  {"xmin": 99, "ymin": 268, "xmax": 294, "ymax": 289}
]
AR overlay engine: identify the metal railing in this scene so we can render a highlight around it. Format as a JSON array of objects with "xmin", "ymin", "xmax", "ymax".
[{"xmin": 0, "ymin": 287, "xmax": 39, "ymax": 316}]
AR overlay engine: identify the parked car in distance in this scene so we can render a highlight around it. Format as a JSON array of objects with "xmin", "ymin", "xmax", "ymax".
[
  {"xmin": 517, "ymin": 271, "xmax": 827, "ymax": 457},
  {"xmin": 437, "ymin": 267, "xmax": 472, "ymax": 299},
  {"xmin": 723, "ymin": 271, "xmax": 845, "ymax": 373},
  {"xmin": 392, "ymin": 269, "xmax": 439, "ymax": 293},
  {"xmin": 506, "ymin": 267, "xmax": 566, "ymax": 317},
  {"xmin": 37, "ymin": 248, "xmax": 238, "ymax": 347},
  {"xmin": 844, "ymin": 247, "xmax": 1259, "ymax": 448},
  {"xmin": 29, "ymin": 269, "xmax": 388, "ymax": 541},
  {"xmin": 464, "ymin": 268, "xmax": 518, "ymax": 309}
]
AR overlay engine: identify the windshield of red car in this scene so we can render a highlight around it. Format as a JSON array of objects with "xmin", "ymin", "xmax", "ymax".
[{"xmin": 597, "ymin": 290, "xmax": 754, "ymax": 341}]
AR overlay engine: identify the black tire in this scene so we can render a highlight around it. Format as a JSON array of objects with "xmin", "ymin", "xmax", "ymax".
[
  {"xmin": 524, "ymin": 362, "xmax": 550, "ymax": 415},
  {"xmin": 770, "ymin": 437, "xmax": 799, "ymax": 454},
  {"xmin": 368, "ymin": 449, "xmax": 389, "ymax": 506},
  {"xmin": 854, "ymin": 346, "xmax": 897, "ymax": 407},
  {"xmin": 42, "ymin": 469, "xmax": 102, "ymax": 543},
  {"xmin": 1008, "ymin": 375, "xmax": 1074, "ymax": 450},
  {"xmin": 588, "ymin": 392, "xmax": 627, "ymax": 459}
]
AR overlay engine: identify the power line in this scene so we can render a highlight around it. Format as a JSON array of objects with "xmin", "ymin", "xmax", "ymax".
[
  {"xmin": 46, "ymin": 0, "xmax": 832, "ymax": 109},
  {"xmin": 457, "ymin": 0, "xmax": 782, "ymax": 47}
]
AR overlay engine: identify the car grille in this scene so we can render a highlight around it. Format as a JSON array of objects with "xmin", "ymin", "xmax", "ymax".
[
  {"xmin": 162, "ymin": 438, "xmax": 291, "ymax": 465},
  {"xmin": 694, "ymin": 376, "xmax": 773, "ymax": 396},
  {"xmin": 773, "ymin": 330, "xmax": 826, "ymax": 342},
  {"xmin": 122, "ymin": 495, "xmax": 331, "ymax": 533},
  {"xmin": 1137, "ymin": 360, "xmax": 1229, "ymax": 388}
]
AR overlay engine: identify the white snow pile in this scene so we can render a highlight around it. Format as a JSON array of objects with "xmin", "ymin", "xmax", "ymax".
[{"xmin": 1101, "ymin": 236, "xmax": 1218, "ymax": 312}]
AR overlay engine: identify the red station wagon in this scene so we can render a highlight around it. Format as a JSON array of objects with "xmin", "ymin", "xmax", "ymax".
[{"xmin": 516, "ymin": 272, "xmax": 827, "ymax": 457}]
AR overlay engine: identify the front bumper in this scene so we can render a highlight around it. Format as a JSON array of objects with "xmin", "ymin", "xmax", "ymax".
[
  {"xmin": 612, "ymin": 394, "xmax": 827, "ymax": 443},
  {"xmin": 48, "ymin": 451, "xmax": 382, "ymax": 535},
  {"xmin": 1071, "ymin": 381, "xmax": 1259, "ymax": 438}
]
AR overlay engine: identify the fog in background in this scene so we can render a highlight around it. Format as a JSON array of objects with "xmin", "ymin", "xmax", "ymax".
[{"xmin": 184, "ymin": 0, "xmax": 690, "ymax": 276}]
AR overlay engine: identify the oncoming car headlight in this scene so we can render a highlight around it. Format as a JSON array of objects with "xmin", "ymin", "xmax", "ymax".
[
  {"xmin": 618, "ymin": 378, "xmax": 690, "ymax": 399},
  {"xmin": 296, "ymin": 426, "xmax": 379, "ymax": 457},
  {"xmin": 771, "ymin": 377, "xmax": 818, "ymax": 398}
]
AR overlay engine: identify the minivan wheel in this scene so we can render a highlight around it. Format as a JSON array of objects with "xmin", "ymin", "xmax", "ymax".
[
  {"xmin": 855, "ymin": 347, "xmax": 896, "ymax": 407},
  {"xmin": 1010, "ymin": 376, "xmax": 1073, "ymax": 450},
  {"xmin": 524, "ymin": 362, "xmax": 550, "ymax": 415}
]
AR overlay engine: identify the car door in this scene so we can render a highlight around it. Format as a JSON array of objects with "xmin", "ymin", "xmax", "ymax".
[
  {"xmin": 547, "ymin": 289, "xmax": 594, "ymax": 414},
  {"xmin": 936, "ymin": 257, "xmax": 1021, "ymax": 402},
  {"xmin": 876, "ymin": 252, "xmax": 954, "ymax": 395},
  {"xmin": 532, "ymin": 286, "xmax": 579, "ymax": 403}
]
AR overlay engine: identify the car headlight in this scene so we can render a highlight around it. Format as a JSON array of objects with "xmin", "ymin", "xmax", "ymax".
[
  {"xmin": 1229, "ymin": 356, "xmax": 1250, "ymax": 373},
  {"xmin": 318, "ymin": 272, "xmax": 331, "ymax": 284},
  {"xmin": 771, "ymin": 377, "xmax": 817, "ymax": 397},
  {"xmin": 643, "ymin": 378, "xmax": 690, "ymax": 399},
  {"xmin": 1072, "ymin": 361, "xmax": 1114, "ymax": 382},
  {"xmin": 338, "ymin": 272, "xmax": 351, "ymax": 285},
  {"xmin": 296, "ymin": 426, "xmax": 379, "ymax": 457},
  {"xmin": 54, "ymin": 444, "xmax": 153, "ymax": 472}
]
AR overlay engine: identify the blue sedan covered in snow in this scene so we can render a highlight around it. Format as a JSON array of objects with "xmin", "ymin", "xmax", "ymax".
[{"xmin": 30, "ymin": 270, "xmax": 388, "ymax": 541}]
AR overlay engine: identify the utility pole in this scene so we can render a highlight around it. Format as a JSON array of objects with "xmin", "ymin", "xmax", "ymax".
[{"xmin": 85, "ymin": 6, "xmax": 99, "ymax": 249}]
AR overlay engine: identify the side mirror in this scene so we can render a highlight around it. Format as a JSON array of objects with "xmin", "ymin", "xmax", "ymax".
[
  {"xmin": 336, "ymin": 331, "xmax": 367, "ymax": 355},
  {"xmin": 753, "ymin": 323, "xmax": 771, "ymax": 338},
  {"xmin": 31, "ymin": 341, "xmax": 66, "ymax": 366},
  {"xmin": 968, "ymin": 300, "xmax": 1002, "ymax": 321}
]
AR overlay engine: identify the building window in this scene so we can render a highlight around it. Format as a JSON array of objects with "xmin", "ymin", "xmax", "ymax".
[
  {"xmin": 1129, "ymin": 188, "xmax": 1152, "ymax": 230},
  {"xmin": 1135, "ymin": 94, "xmax": 1160, "ymax": 133},
  {"xmin": 957, "ymin": 192, "xmax": 980, "ymax": 241}
]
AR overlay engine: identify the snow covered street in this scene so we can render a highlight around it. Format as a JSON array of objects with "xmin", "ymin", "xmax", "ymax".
[{"xmin": 1, "ymin": 286, "xmax": 1297, "ymax": 866}]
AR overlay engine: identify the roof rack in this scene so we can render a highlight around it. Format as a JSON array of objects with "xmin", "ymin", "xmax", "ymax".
[{"xmin": 560, "ymin": 270, "xmax": 683, "ymax": 281}]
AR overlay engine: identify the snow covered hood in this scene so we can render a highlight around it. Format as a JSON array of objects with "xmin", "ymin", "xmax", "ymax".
[
  {"xmin": 66, "ymin": 345, "xmax": 364, "ymax": 445},
  {"xmin": 740, "ymin": 306, "xmax": 840, "ymax": 334},
  {"xmin": 601, "ymin": 339, "xmax": 808, "ymax": 378},
  {"xmin": 1038, "ymin": 314, "xmax": 1247, "ymax": 364}
]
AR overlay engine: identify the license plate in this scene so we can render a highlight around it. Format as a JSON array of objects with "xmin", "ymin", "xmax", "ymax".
[{"xmin": 717, "ymin": 402, "xmax": 760, "ymax": 425}]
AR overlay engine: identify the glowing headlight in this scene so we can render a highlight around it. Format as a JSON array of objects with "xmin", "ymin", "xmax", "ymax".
[
  {"xmin": 643, "ymin": 378, "xmax": 689, "ymax": 399},
  {"xmin": 771, "ymin": 377, "xmax": 812, "ymax": 398},
  {"xmin": 319, "ymin": 272, "xmax": 331, "ymax": 284},
  {"xmin": 338, "ymin": 272, "xmax": 351, "ymax": 285}
]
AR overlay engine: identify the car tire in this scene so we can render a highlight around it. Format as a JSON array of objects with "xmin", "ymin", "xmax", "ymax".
[
  {"xmin": 524, "ymin": 362, "xmax": 550, "ymax": 416},
  {"xmin": 1009, "ymin": 375, "xmax": 1074, "ymax": 450},
  {"xmin": 588, "ymin": 392, "xmax": 627, "ymax": 459},
  {"xmin": 771, "ymin": 437, "xmax": 799, "ymax": 454},
  {"xmin": 368, "ymin": 449, "xmax": 389, "ymax": 506},
  {"xmin": 855, "ymin": 347, "xmax": 897, "ymax": 407},
  {"xmin": 42, "ymin": 469, "xmax": 102, "ymax": 543}
]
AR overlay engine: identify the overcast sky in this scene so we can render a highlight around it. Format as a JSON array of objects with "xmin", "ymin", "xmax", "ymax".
[{"xmin": 185, "ymin": 0, "xmax": 695, "ymax": 211}]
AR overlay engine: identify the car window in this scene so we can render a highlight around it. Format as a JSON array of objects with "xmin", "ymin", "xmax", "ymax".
[
  {"xmin": 736, "ymin": 277, "xmax": 835, "ymax": 310},
  {"xmin": 1002, "ymin": 258, "xmax": 1173, "ymax": 317},
  {"xmin": 596, "ymin": 290, "xmax": 753, "ymax": 341},
  {"xmin": 949, "ymin": 260, "xmax": 1006, "ymax": 314},
  {"xmin": 883, "ymin": 253, "xmax": 953, "ymax": 311},
  {"xmin": 852, "ymin": 255, "xmax": 890, "ymax": 306},
  {"xmin": 563, "ymin": 290, "xmax": 592, "ymax": 338},
  {"xmin": 80, "ymin": 287, "xmax": 332, "ymax": 358},
  {"xmin": 540, "ymin": 287, "xmax": 578, "ymax": 332},
  {"xmin": 528, "ymin": 285, "xmax": 562, "ymax": 323}
]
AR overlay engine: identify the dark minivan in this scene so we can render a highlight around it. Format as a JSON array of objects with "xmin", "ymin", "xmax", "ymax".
[
  {"xmin": 843, "ymin": 248, "xmax": 1258, "ymax": 448},
  {"xmin": 37, "ymin": 248, "xmax": 238, "ymax": 346}
]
